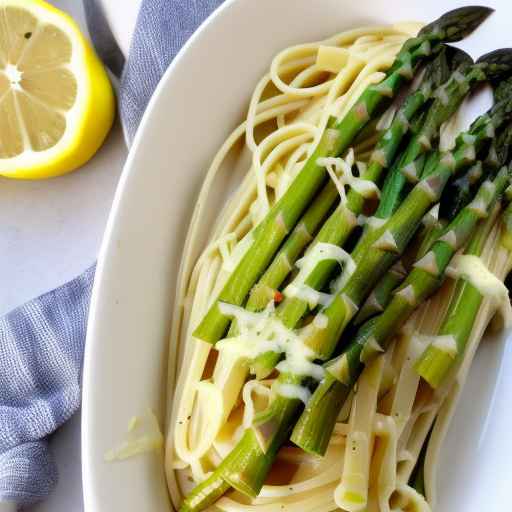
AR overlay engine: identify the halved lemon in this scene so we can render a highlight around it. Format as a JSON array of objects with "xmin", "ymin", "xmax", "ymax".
[{"xmin": 0, "ymin": 0, "xmax": 115, "ymax": 179}]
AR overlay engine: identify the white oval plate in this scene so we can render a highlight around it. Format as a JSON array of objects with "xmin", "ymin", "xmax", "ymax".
[{"xmin": 82, "ymin": 1, "xmax": 512, "ymax": 511}]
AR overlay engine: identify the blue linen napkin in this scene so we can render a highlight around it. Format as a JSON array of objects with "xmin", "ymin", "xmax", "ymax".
[{"xmin": 0, "ymin": 0, "xmax": 223, "ymax": 507}]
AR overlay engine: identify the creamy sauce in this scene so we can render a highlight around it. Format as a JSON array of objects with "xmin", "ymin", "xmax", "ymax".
[
  {"xmin": 274, "ymin": 382, "xmax": 312, "ymax": 404},
  {"xmin": 447, "ymin": 254, "xmax": 512, "ymax": 327}
]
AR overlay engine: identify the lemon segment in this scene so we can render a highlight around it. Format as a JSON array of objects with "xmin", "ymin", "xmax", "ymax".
[{"xmin": 0, "ymin": 0, "xmax": 115, "ymax": 179}]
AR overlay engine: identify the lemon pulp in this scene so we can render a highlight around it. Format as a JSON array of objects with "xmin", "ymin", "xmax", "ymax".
[{"xmin": 0, "ymin": 0, "xmax": 115, "ymax": 179}]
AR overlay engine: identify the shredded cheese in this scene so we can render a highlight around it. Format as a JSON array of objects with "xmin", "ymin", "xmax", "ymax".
[{"xmin": 285, "ymin": 283, "xmax": 333, "ymax": 308}]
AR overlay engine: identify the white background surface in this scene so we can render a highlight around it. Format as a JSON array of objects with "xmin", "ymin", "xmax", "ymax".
[{"xmin": 0, "ymin": 1, "xmax": 139, "ymax": 510}]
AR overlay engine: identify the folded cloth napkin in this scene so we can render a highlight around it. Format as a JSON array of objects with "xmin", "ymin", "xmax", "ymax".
[{"xmin": 0, "ymin": 0, "xmax": 223, "ymax": 507}]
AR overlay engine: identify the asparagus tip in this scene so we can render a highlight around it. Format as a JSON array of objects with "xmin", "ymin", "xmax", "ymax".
[
  {"xmin": 476, "ymin": 48, "xmax": 512, "ymax": 81},
  {"xmin": 419, "ymin": 6, "xmax": 494, "ymax": 42}
]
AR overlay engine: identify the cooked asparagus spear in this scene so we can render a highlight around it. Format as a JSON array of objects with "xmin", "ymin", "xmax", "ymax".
[
  {"xmin": 415, "ymin": 191, "xmax": 512, "ymax": 387},
  {"xmin": 440, "ymin": 80, "xmax": 512, "ymax": 219},
  {"xmin": 374, "ymin": 47, "xmax": 512, "ymax": 220},
  {"xmin": 192, "ymin": 6, "xmax": 493, "ymax": 345},
  {"xmin": 292, "ymin": 166, "xmax": 510, "ymax": 456},
  {"xmin": 353, "ymin": 204, "xmax": 442, "ymax": 325},
  {"xmin": 300, "ymin": 96, "xmax": 512, "ymax": 363},
  {"xmin": 355, "ymin": 120, "xmax": 512, "ymax": 325},
  {"xmin": 249, "ymin": 48, "xmax": 512, "ymax": 379}
]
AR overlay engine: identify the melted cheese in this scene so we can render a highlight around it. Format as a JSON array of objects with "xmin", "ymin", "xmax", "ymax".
[
  {"xmin": 105, "ymin": 409, "xmax": 163, "ymax": 462},
  {"xmin": 447, "ymin": 254, "xmax": 512, "ymax": 327},
  {"xmin": 284, "ymin": 283, "xmax": 333, "ymax": 308},
  {"xmin": 274, "ymin": 382, "xmax": 312, "ymax": 404},
  {"xmin": 217, "ymin": 302, "xmax": 324, "ymax": 381},
  {"xmin": 285, "ymin": 242, "xmax": 356, "ymax": 305},
  {"xmin": 317, "ymin": 149, "xmax": 380, "ymax": 203},
  {"xmin": 277, "ymin": 357, "xmax": 325, "ymax": 380}
]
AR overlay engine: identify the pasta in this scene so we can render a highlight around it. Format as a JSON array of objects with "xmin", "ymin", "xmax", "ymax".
[{"xmin": 163, "ymin": 9, "xmax": 512, "ymax": 512}]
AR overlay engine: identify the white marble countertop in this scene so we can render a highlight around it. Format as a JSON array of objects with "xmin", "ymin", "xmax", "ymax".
[{"xmin": 1, "ymin": 1, "xmax": 139, "ymax": 510}]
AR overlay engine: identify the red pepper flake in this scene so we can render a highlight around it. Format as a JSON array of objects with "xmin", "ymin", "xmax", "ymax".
[{"xmin": 274, "ymin": 291, "xmax": 284, "ymax": 303}]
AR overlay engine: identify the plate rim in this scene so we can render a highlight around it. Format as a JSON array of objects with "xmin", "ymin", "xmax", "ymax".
[{"xmin": 81, "ymin": 0, "xmax": 238, "ymax": 507}]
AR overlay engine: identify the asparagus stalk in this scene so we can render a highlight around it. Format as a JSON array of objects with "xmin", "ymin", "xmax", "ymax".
[
  {"xmin": 291, "ymin": 166, "xmax": 510, "ymax": 456},
  {"xmin": 354, "ymin": 196, "xmax": 445, "ymax": 326},
  {"xmin": 414, "ymin": 193, "xmax": 512, "ymax": 387},
  {"xmin": 258, "ymin": 44, "xmax": 496, "ymax": 339},
  {"xmin": 192, "ymin": 7, "xmax": 493, "ymax": 345},
  {"xmin": 332, "ymin": 59, "xmax": 512, "ymax": 336},
  {"xmin": 244, "ymin": 180, "xmax": 339, "ymax": 312},
  {"xmin": 355, "ymin": 123, "xmax": 512, "ymax": 326},
  {"xmin": 248, "ymin": 50, "xmax": 488, "ymax": 378},
  {"xmin": 353, "ymin": 209, "xmax": 441, "ymax": 325},
  {"xmin": 374, "ymin": 50, "xmax": 474, "ymax": 220},
  {"xmin": 374, "ymin": 47, "xmax": 512, "ymax": 221},
  {"xmin": 245, "ymin": 48, "xmax": 458, "ymax": 314}
]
